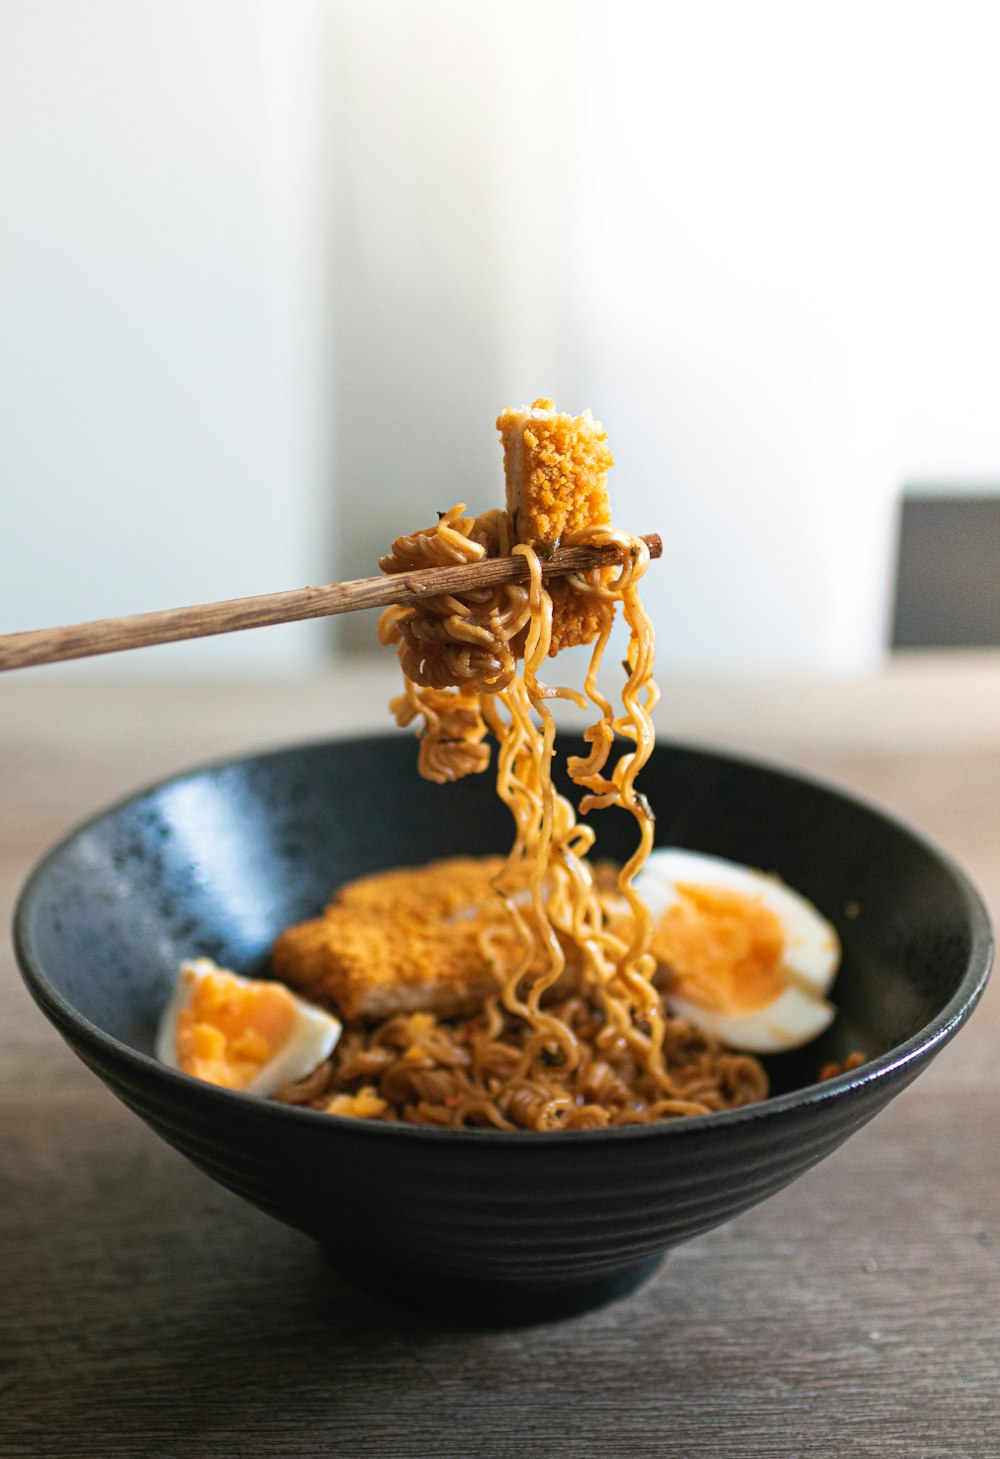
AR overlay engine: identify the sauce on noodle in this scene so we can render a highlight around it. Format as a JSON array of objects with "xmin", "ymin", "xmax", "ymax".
[{"xmin": 273, "ymin": 403, "xmax": 770, "ymax": 1127}]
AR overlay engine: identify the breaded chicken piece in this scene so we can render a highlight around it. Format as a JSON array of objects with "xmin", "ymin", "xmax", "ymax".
[
  {"xmin": 497, "ymin": 398, "xmax": 613, "ymax": 541},
  {"xmin": 272, "ymin": 858, "xmax": 509, "ymax": 1022},
  {"xmin": 497, "ymin": 398, "xmax": 614, "ymax": 654}
]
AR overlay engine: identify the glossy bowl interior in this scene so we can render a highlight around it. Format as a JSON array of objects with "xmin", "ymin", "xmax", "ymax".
[{"xmin": 14, "ymin": 734, "xmax": 993, "ymax": 1322}]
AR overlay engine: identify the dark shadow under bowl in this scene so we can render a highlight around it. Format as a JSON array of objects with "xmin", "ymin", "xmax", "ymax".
[{"xmin": 14, "ymin": 734, "xmax": 993, "ymax": 1322}]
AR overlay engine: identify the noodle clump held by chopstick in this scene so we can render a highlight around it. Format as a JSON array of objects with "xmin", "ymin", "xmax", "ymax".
[{"xmin": 273, "ymin": 402, "xmax": 769, "ymax": 1128}]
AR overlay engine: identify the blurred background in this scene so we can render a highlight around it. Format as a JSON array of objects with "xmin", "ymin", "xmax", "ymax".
[{"xmin": 2, "ymin": 0, "xmax": 998, "ymax": 677}]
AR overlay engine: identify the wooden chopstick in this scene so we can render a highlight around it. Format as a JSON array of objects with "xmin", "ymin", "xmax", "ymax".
[{"xmin": 0, "ymin": 533, "xmax": 662, "ymax": 672}]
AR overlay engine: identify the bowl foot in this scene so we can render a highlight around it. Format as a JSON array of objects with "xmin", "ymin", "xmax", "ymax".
[{"xmin": 323, "ymin": 1250, "xmax": 666, "ymax": 1327}]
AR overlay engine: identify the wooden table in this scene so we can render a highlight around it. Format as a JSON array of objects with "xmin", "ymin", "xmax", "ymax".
[{"xmin": 2, "ymin": 655, "xmax": 998, "ymax": 1459}]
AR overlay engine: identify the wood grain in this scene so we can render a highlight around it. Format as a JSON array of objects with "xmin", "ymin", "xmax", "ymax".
[
  {"xmin": 1, "ymin": 656, "xmax": 997, "ymax": 1459},
  {"xmin": 0, "ymin": 533, "xmax": 661, "ymax": 671}
]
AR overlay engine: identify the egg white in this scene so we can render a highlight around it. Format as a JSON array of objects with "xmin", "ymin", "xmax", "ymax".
[
  {"xmin": 634, "ymin": 849, "xmax": 841, "ymax": 1053},
  {"xmin": 157, "ymin": 958, "xmax": 342, "ymax": 1096}
]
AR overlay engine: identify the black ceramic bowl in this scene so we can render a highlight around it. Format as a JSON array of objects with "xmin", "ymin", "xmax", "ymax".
[{"xmin": 14, "ymin": 735, "xmax": 993, "ymax": 1322}]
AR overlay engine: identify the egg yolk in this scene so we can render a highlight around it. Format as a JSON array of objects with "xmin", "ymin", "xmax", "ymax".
[
  {"xmin": 175, "ymin": 971, "xmax": 297, "ymax": 1090},
  {"xmin": 652, "ymin": 884, "xmax": 787, "ymax": 1013}
]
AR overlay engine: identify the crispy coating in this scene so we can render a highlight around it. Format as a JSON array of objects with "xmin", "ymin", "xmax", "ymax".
[
  {"xmin": 496, "ymin": 398, "xmax": 613, "ymax": 651},
  {"xmin": 544, "ymin": 577, "xmax": 610, "ymax": 656},
  {"xmin": 497, "ymin": 398, "xmax": 613, "ymax": 542},
  {"xmin": 272, "ymin": 858, "xmax": 509, "ymax": 1022}
]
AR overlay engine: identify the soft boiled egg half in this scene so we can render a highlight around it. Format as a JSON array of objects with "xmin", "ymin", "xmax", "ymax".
[
  {"xmin": 156, "ymin": 958, "xmax": 342, "ymax": 1096},
  {"xmin": 634, "ymin": 850, "xmax": 840, "ymax": 1053}
]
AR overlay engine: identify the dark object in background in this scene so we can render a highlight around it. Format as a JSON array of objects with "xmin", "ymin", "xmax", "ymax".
[
  {"xmin": 892, "ymin": 493, "xmax": 1000, "ymax": 647},
  {"xmin": 13, "ymin": 735, "xmax": 993, "ymax": 1323}
]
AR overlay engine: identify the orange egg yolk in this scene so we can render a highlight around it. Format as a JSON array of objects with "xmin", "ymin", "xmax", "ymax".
[
  {"xmin": 652, "ymin": 884, "xmax": 787, "ymax": 1013},
  {"xmin": 175, "ymin": 972, "xmax": 297, "ymax": 1090}
]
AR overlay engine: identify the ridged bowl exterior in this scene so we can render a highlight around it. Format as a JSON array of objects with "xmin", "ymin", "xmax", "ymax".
[{"xmin": 14, "ymin": 736, "xmax": 993, "ymax": 1319}]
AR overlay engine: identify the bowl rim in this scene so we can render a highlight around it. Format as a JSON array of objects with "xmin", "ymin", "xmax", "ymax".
[{"xmin": 13, "ymin": 730, "xmax": 995, "ymax": 1146}]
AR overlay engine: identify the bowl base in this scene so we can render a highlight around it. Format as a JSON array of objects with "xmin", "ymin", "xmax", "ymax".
[{"xmin": 323, "ymin": 1249, "xmax": 666, "ymax": 1327}]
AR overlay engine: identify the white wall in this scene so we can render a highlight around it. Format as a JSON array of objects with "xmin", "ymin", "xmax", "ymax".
[
  {"xmin": 575, "ymin": 0, "xmax": 1000, "ymax": 671},
  {"xmin": 2, "ymin": 1, "xmax": 998, "ymax": 676},
  {"xmin": 325, "ymin": 0, "xmax": 1000, "ymax": 673},
  {"xmin": 0, "ymin": 0, "xmax": 332, "ymax": 672}
]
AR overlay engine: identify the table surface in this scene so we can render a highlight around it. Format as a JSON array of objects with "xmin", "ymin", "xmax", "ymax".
[{"xmin": 2, "ymin": 654, "xmax": 998, "ymax": 1459}]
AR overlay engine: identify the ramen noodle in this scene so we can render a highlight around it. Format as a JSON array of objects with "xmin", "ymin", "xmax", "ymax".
[{"xmin": 271, "ymin": 401, "xmax": 770, "ymax": 1128}]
